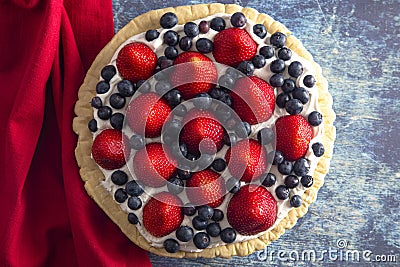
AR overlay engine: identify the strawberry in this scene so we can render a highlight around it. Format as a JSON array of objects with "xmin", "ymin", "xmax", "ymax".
[
  {"xmin": 116, "ymin": 42, "xmax": 157, "ymax": 83},
  {"xmin": 225, "ymin": 139, "xmax": 268, "ymax": 183},
  {"xmin": 275, "ymin": 115, "xmax": 313, "ymax": 161},
  {"xmin": 170, "ymin": 51, "xmax": 217, "ymax": 99},
  {"xmin": 227, "ymin": 184, "xmax": 277, "ymax": 236},
  {"xmin": 92, "ymin": 129, "xmax": 129, "ymax": 170},
  {"xmin": 132, "ymin": 142, "xmax": 177, "ymax": 188},
  {"xmin": 142, "ymin": 192, "xmax": 183, "ymax": 237},
  {"xmin": 231, "ymin": 76, "xmax": 275, "ymax": 125},
  {"xmin": 180, "ymin": 109, "xmax": 225, "ymax": 155},
  {"xmin": 126, "ymin": 93, "xmax": 171, "ymax": 138},
  {"xmin": 212, "ymin": 28, "xmax": 257, "ymax": 67},
  {"xmin": 186, "ymin": 169, "xmax": 226, "ymax": 208}
]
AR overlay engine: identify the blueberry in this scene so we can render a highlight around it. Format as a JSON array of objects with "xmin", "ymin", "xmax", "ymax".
[
  {"xmin": 284, "ymin": 175, "xmax": 299, "ymax": 188},
  {"xmin": 223, "ymin": 132, "xmax": 238, "ymax": 147},
  {"xmin": 235, "ymin": 121, "xmax": 251, "ymax": 138},
  {"xmin": 237, "ymin": 61, "xmax": 254, "ymax": 76},
  {"xmin": 97, "ymin": 106, "xmax": 112, "ymax": 120},
  {"xmin": 128, "ymin": 213, "xmax": 139, "ymax": 224},
  {"xmin": 278, "ymin": 160, "xmax": 293, "ymax": 175},
  {"xmin": 275, "ymin": 185, "xmax": 290, "ymax": 200},
  {"xmin": 101, "ymin": 65, "xmax": 117, "ymax": 82},
  {"xmin": 308, "ymin": 111, "xmax": 323, "ymax": 126},
  {"xmin": 96, "ymin": 81, "xmax": 110, "ymax": 94},
  {"xmin": 125, "ymin": 180, "xmax": 144, "ymax": 196},
  {"xmin": 91, "ymin": 97, "xmax": 102, "ymax": 109},
  {"xmin": 179, "ymin": 142, "xmax": 188, "ymax": 157},
  {"xmin": 252, "ymin": 55, "xmax": 266, "ymax": 68},
  {"xmin": 290, "ymin": 195, "xmax": 303, "ymax": 208},
  {"xmin": 301, "ymin": 175, "xmax": 313, "ymax": 188},
  {"xmin": 268, "ymin": 150, "xmax": 285, "ymax": 165},
  {"xmin": 160, "ymin": 12, "xmax": 178, "ymax": 29},
  {"xmin": 176, "ymin": 226, "xmax": 194, "ymax": 242},
  {"xmin": 285, "ymin": 99, "xmax": 303, "ymax": 115},
  {"xmin": 269, "ymin": 73, "xmax": 284, "ymax": 87},
  {"xmin": 193, "ymin": 232, "xmax": 210, "ymax": 249},
  {"xmin": 196, "ymin": 38, "xmax": 213, "ymax": 54},
  {"xmin": 111, "ymin": 170, "xmax": 128, "ymax": 186},
  {"xmin": 173, "ymin": 104, "xmax": 188, "ymax": 117},
  {"xmin": 117, "ymin": 80, "xmax": 135, "ymax": 97},
  {"xmin": 110, "ymin": 113, "xmax": 124, "ymax": 130},
  {"xmin": 164, "ymin": 89, "xmax": 182, "ymax": 107},
  {"xmin": 137, "ymin": 80, "xmax": 151, "ymax": 93},
  {"xmin": 129, "ymin": 134, "xmax": 145, "ymax": 150},
  {"xmin": 167, "ymin": 177, "xmax": 184, "ymax": 195},
  {"xmin": 288, "ymin": 61, "xmax": 303, "ymax": 78},
  {"xmin": 193, "ymin": 93, "xmax": 212, "ymax": 110},
  {"xmin": 157, "ymin": 55, "xmax": 168, "ymax": 67},
  {"xmin": 226, "ymin": 177, "xmax": 241, "ymax": 194},
  {"xmin": 155, "ymin": 80, "xmax": 172, "ymax": 96},
  {"xmin": 230, "ymin": 12, "xmax": 246, "ymax": 28},
  {"xmin": 88, "ymin": 119, "xmax": 97, "ymax": 132},
  {"xmin": 312, "ymin": 142, "xmax": 325, "ymax": 157},
  {"xmin": 110, "ymin": 93, "xmax": 126, "ymax": 109},
  {"xmin": 292, "ymin": 87, "xmax": 310, "ymax": 104},
  {"xmin": 211, "ymin": 209, "xmax": 224, "ymax": 222},
  {"xmin": 179, "ymin": 36, "xmax": 192, "ymax": 51},
  {"xmin": 270, "ymin": 32, "xmax": 286, "ymax": 48},
  {"xmin": 162, "ymin": 131, "xmax": 176, "ymax": 146},
  {"xmin": 211, "ymin": 158, "xmax": 226, "ymax": 172},
  {"xmin": 209, "ymin": 87, "xmax": 226, "ymax": 99},
  {"xmin": 177, "ymin": 168, "xmax": 192, "ymax": 180},
  {"xmin": 163, "ymin": 30, "xmax": 179, "ymax": 46},
  {"xmin": 215, "ymin": 104, "xmax": 232, "ymax": 122},
  {"xmin": 165, "ymin": 46, "xmax": 178, "ymax": 59},
  {"xmin": 154, "ymin": 69, "xmax": 169, "ymax": 81},
  {"xmin": 261, "ymin": 173, "xmax": 276, "ymax": 187},
  {"xmin": 281, "ymin": 79, "xmax": 296, "ymax": 93},
  {"xmin": 164, "ymin": 239, "xmax": 180, "ymax": 253},
  {"xmin": 219, "ymin": 93, "xmax": 233, "ymax": 106},
  {"xmin": 198, "ymin": 205, "xmax": 214, "ymax": 221},
  {"xmin": 114, "ymin": 188, "xmax": 128, "ymax": 203},
  {"xmin": 165, "ymin": 119, "xmax": 182, "ymax": 136},
  {"xmin": 220, "ymin": 227, "xmax": 236, "ymax": 243},
  {"xmin": 225, "ymin": 67, "xmax": 241, "ymax": 78},
  {"xmin": 210, "ymin": 17, "xmax": 226, "ymax": 32},
  {"xmin": 184, "ymin": 22, "xmax": 199, "ymax": 37},
  {"xmin": 145, "ymin": 29, "xmax": 160, "ymax": 41},
  {"xmin": 218, "ymin": 74, "xmax": 235, "ymax": 89},
  {"xmin": 199, "ymin": 20, "xmax": 210, "ymax": 34},
  {"xmin": 303, "ymin": 75, "xmax": 316, "ymax": 88},
  {"xmin": 253, "ymin": 24, "xmax": 267, "ymax": 38},
  {"xmin": 259, "ymin": 46, "xmax": 275, "ymax": 59},
  {"xmin": 270, "ymin": 59, "xmax": 285, "ymax": 73},
  {"xmin": 276, "ymin": 93, "xmax": 291, "ymax": 109},
  {"xmin": 293, "ymin": 158, "xmax": 310, "ymax": 176},
  {"xmin": 183, "ymin": 203, "xmax": 196, "ymax": 216},
  {"xmin": 159, "ymin": 58, "xmax": 174, "ymax": 70},
  {"xmin": 278, "ymin": 47, "xmax": 292, "ymax": 61},
  {"xmin": 257, "ymin": 127, "xmax": 274, "ymax": 145},
  {"xmin": 192, "ymin": 216, "xmax": 208, "ymax": 230},
  {"xmin": 127, "ymin": 196, "xmax": 142, "ymax": 210},
  {"xmin": 206, "ymin": 222, "xmax": 221, "ymax": 237},
  {"xmin": 186, "ymin": 153, "xmax": 198, "ymax": 161}
]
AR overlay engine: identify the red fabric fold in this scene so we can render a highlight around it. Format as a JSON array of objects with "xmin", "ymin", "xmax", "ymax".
[{"xmin": 0, "ymin": 0, "xmax": 152, "ymax": 266}]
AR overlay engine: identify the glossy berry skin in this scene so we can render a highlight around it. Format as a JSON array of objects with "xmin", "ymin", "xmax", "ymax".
[
  {"xmin": 183, "ymin": 204, "xmax": 196, "ymax": 216},
  {"xmin": 167, "ymin": 177, "xmax": 184, "ymax": 195},
  {"xmin": 110, "ymin": 93, "xmax": 125, "ymax": 109},
  {"xmin": 192, "ymin": 216, "xmax": 208, "ymax": 230},
  {"xmin": 176, "ymin": 226, "xmax": 194, "ymax": 242},
  {"xmin": 125, "ymin": 180, "xmax": 144, "ymax": 196},
  {"xmin": 101, "ymin": 65, "xmax": 116, "ymax": 82},
  {"xmin": 284, "ymin": 175, "xmax": 299, "ymax": 188},
  {"xmin": 269, "ymin": 73, "xmax": 284, "ymax": 87},
  {"xmin": 117, "ymin": 80, "xmax": 135, "ymax": 97},
  {"xmin": 128, "ymin": 213, "xmax": 139, "ymax": 224},
  {"xmin": 114, "ymin": 189, "xmax": 128, "ymax": 203},
  {"xmin": 253, "ymin": 24, "xmax": 267, "ymax": 38},
  {"xmin": 278, "ymin": 160, "xmax": 293, "ymax": 175},
  {"xmin": 164, "ymin": 89, "xmax": 182, "ymax": 108},
  {"xmin": 155, "ymin": 80, "xmax": 172, "ymax": 96},
  {"xmin": 270, "ymin": 59, "xmax": 285, "ymax": 73},
  {"xmin": 293, "ymin": 87, "xmax": 310, "ymax": 104},
  {"xmin": 92, "ymin": 129, "xmax": 129, "ymax": 170},
  {"xmin": 212, "ymin": 158, "xmax": 227, "ymax": 172},
  {"xmin": 199, "ymin": 20, "xmax": 210, "ymax": 33},
  {"xmin": 234, "ymin": 121, "xmax": 251, "ymax": 138},
  {"xmin": 143, "ymin": 192, "xmax": 183, "ymax": 237},
  {"xmin": 276, "ymin": 93, "xmax": 291, "ymax": 109},
  {"xmin": 210, "ymin": 17, "xmax": 226, "ymax": 31},
  {"xmin": 268, "ymin": 150, "xmax": 285, "ymax": 165},
  {"xmin": 196, "ymin": 38, "xmax": 214, "ymax": 53},
  {"xmin": 211, "ymin": 209, "xmax": 224, "ymax": 222},
  {"xmin": 259, "ymin": 46, "xmax": 275, "ymax": 59},
  {"xmin": 220, "ymin": 227, "xmax": 236, "ymax": 243},
  {"xmin": 275, "ymin": 185, "xmax": 290, "ymax": 200},
  {"xmin": 193, "ymin": 93, "xmax": 212, "ymax": 110},
  {"xmin": 129, "ymin": 134, "xmax": 145, "ymax": 150},
  {"xmin": 293, "ymin": 158, "xmax": 310, "ymax": 176},
  {"xmin": 111, "ymin": 170, "xmax": 128, "ymax": 186},
  {"xmin": 127, "ymin": 196, "xmax": 142, "ymax": 210},
  {"xmin": 252, "ymin": 55, "xmax": 266, "ymax": 68},
  {"xmin": 186, "ymin": 170, "xmax": 225, "ymax": 208},
  {"xmin": 288, "ymin": 61, "xmax": 304, "ymax": 78},
  {"xmin": 137, "ymin": 80, "xmax": 151, "ymax": 93},
  {"xmin": 91, "ymin": 96, "xmax": 102, "ymax": 109},
  {"xmin": 160, "ymin": 12, "xmax": 178, "ymax": 29},
  {"xmin": 213, "ymin": 28, "xmax": 257, "ymax": 67},
  {"xmin": 88, "ymin": 119, "xmax": 97, "ymax": 132},
  {"xmin": 164, "ymin": 239, "xmax": 180, "ymax": 253},
  {"xmin": 261, "ymin": 173, "xmax": 276, "ymax": 187},
  {"xmin": 116, "ymin": 42, "xmax": 157, "ymax": 83},
  {"xmin": 206, "ymin": 222, "xmax": 221, "ymax": 237},
  {"xmin": 230, "ymin": 12, "xmax": 246, "ymax": 27},
  {"xmin": 193, "ymin": 232, "xmax": 210, "ymax": 249},
  {"xmin": 257, "ymin": 127, "xmax": 274, "ymax": 145},
  {"xmin": 275, "ymin": 115, "xmax": 313, "ymax": 161},
  {"xmin": 110, "ymin": 113, "xmax": 124, "ymax": 130},
  {"xmin": 301, "ymin": 175, "xmax": 314, "ymax": 188},
  {"xmin": 270, "ymin": 32, "xmax": 286, "ymax": 48},
  {"xmin": 132, "ymin": 143, "xmax": 177, "ymax": 188},
  {"xmin": 184, "ymin": 22, "xmax": 199, "ymax": 37},
  {"xmin": 198, "ymin": 205, "xmax": 214, "ymax": 220},
  {"xmin": 179, "ymin": 36, "xmax": 192, "ymax": 51},
  {"xmin": 285, "ymin": 99, "xmax": 303, "ymax": 115},
  {"xmin": 237, "ymin": 61, "xmax": 254, "ymax": 76},
  {"xmin": 281, "ymin": 79, "xmax": 296, "ymax": 93},
  {"xmin": 290, "ymin": 195, "xmax": 303, "ymax": 208},
  {"xmin": 225, "ymin": 139, "xmax": 268, "ymax": 183},
  {"xmin": 163, "ymin": 30, "xmax": 179, "ymax": 46},
  {"xmin": 304, "ymin": 75, "xmax": 316, "ymax": 88},
  {"xmin": 227, "ymin": 184, "xmax": 277, "ymax": 235},
  {"xmin": 96, "ymin": 81, "xmax": 110, "ymax": 94},
  {"xmin": 226, "ymin": 177, "xmax": 241, "ymax": 194},
  {"xmin": 145, "ymin": 29, "xmax": 159, "ymax": 41},
  {"xmin": 165, "ymin": 46, "xmax": 178, "ymax": 59},
  {"xmin": 308, "ymin": 111, "xmax": 323, "ymax": 126},
  {"xmin": 312, "ymin": 142, "xmax": 325, "ymax": 157},
  {"xmin": 278, "ymin": 47, "xmax": 292, "ymax": 61}
]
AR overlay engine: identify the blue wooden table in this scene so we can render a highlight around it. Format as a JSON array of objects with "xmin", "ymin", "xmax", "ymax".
[{"xmin": 112, "ymin": 0, "xmax": 400, "ymax": 266}]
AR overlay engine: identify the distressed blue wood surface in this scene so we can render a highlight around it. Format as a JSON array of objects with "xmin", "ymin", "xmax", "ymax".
[{"xmin": 112, "ymin": 0, "xmax": 400, "ymax": 266}]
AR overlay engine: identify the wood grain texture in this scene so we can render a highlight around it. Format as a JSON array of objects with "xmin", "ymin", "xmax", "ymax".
[{"xmin": 111, "ymin": 0, "xmax": 400, "ymax": 266}]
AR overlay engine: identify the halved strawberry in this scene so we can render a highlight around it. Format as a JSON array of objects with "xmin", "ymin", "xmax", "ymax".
[
  {"xmin": 142, "ymin": 192, "xmax": 183, "ymax": 237},
  {"xmin": 170, "ymin": 51, "xmax": 218, "ymax": 99},
  {"xmin": 227, "ymin": 184, "xmax": 277, "ymax": 236},
  {"xmin": 275, "ymin": 115, "xmax": 313, "ymax": 161},
  {"xmin": 126, "ymin": 93, "xmax": 171, "ymax": 138},
  {"xmin": 212, "ymin": 28, "xmax": 257, "ymax": 67},
  {"xmin": 92, "ymin": 129, "xmax": 129, "ymax": 170},
  {"xmin": 116, "ymin": 42, "xmax": 157, "ymax": 83},
  {"xmin": 225, "ymin": 139, "xmax": 268, "ymax": 183},
  {"xmin": 231, "ymin": 76, "xmax": 275, "ymax": 125},
  {"xmin": 186, "ymin": 169, "xmax": 226, "ymax": 208},
  {"xmin": 132, "ymin": 142, "xmax": 177, "ymax": 187},
  {"xmin": 180, "ymin": 109, "xmax": 225, "ymax": 155}
]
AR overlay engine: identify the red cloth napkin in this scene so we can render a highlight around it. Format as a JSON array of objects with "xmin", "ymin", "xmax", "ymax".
[{"xmin": 0, "ymin": 0, "xmax": 152, "ymax": 266}]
